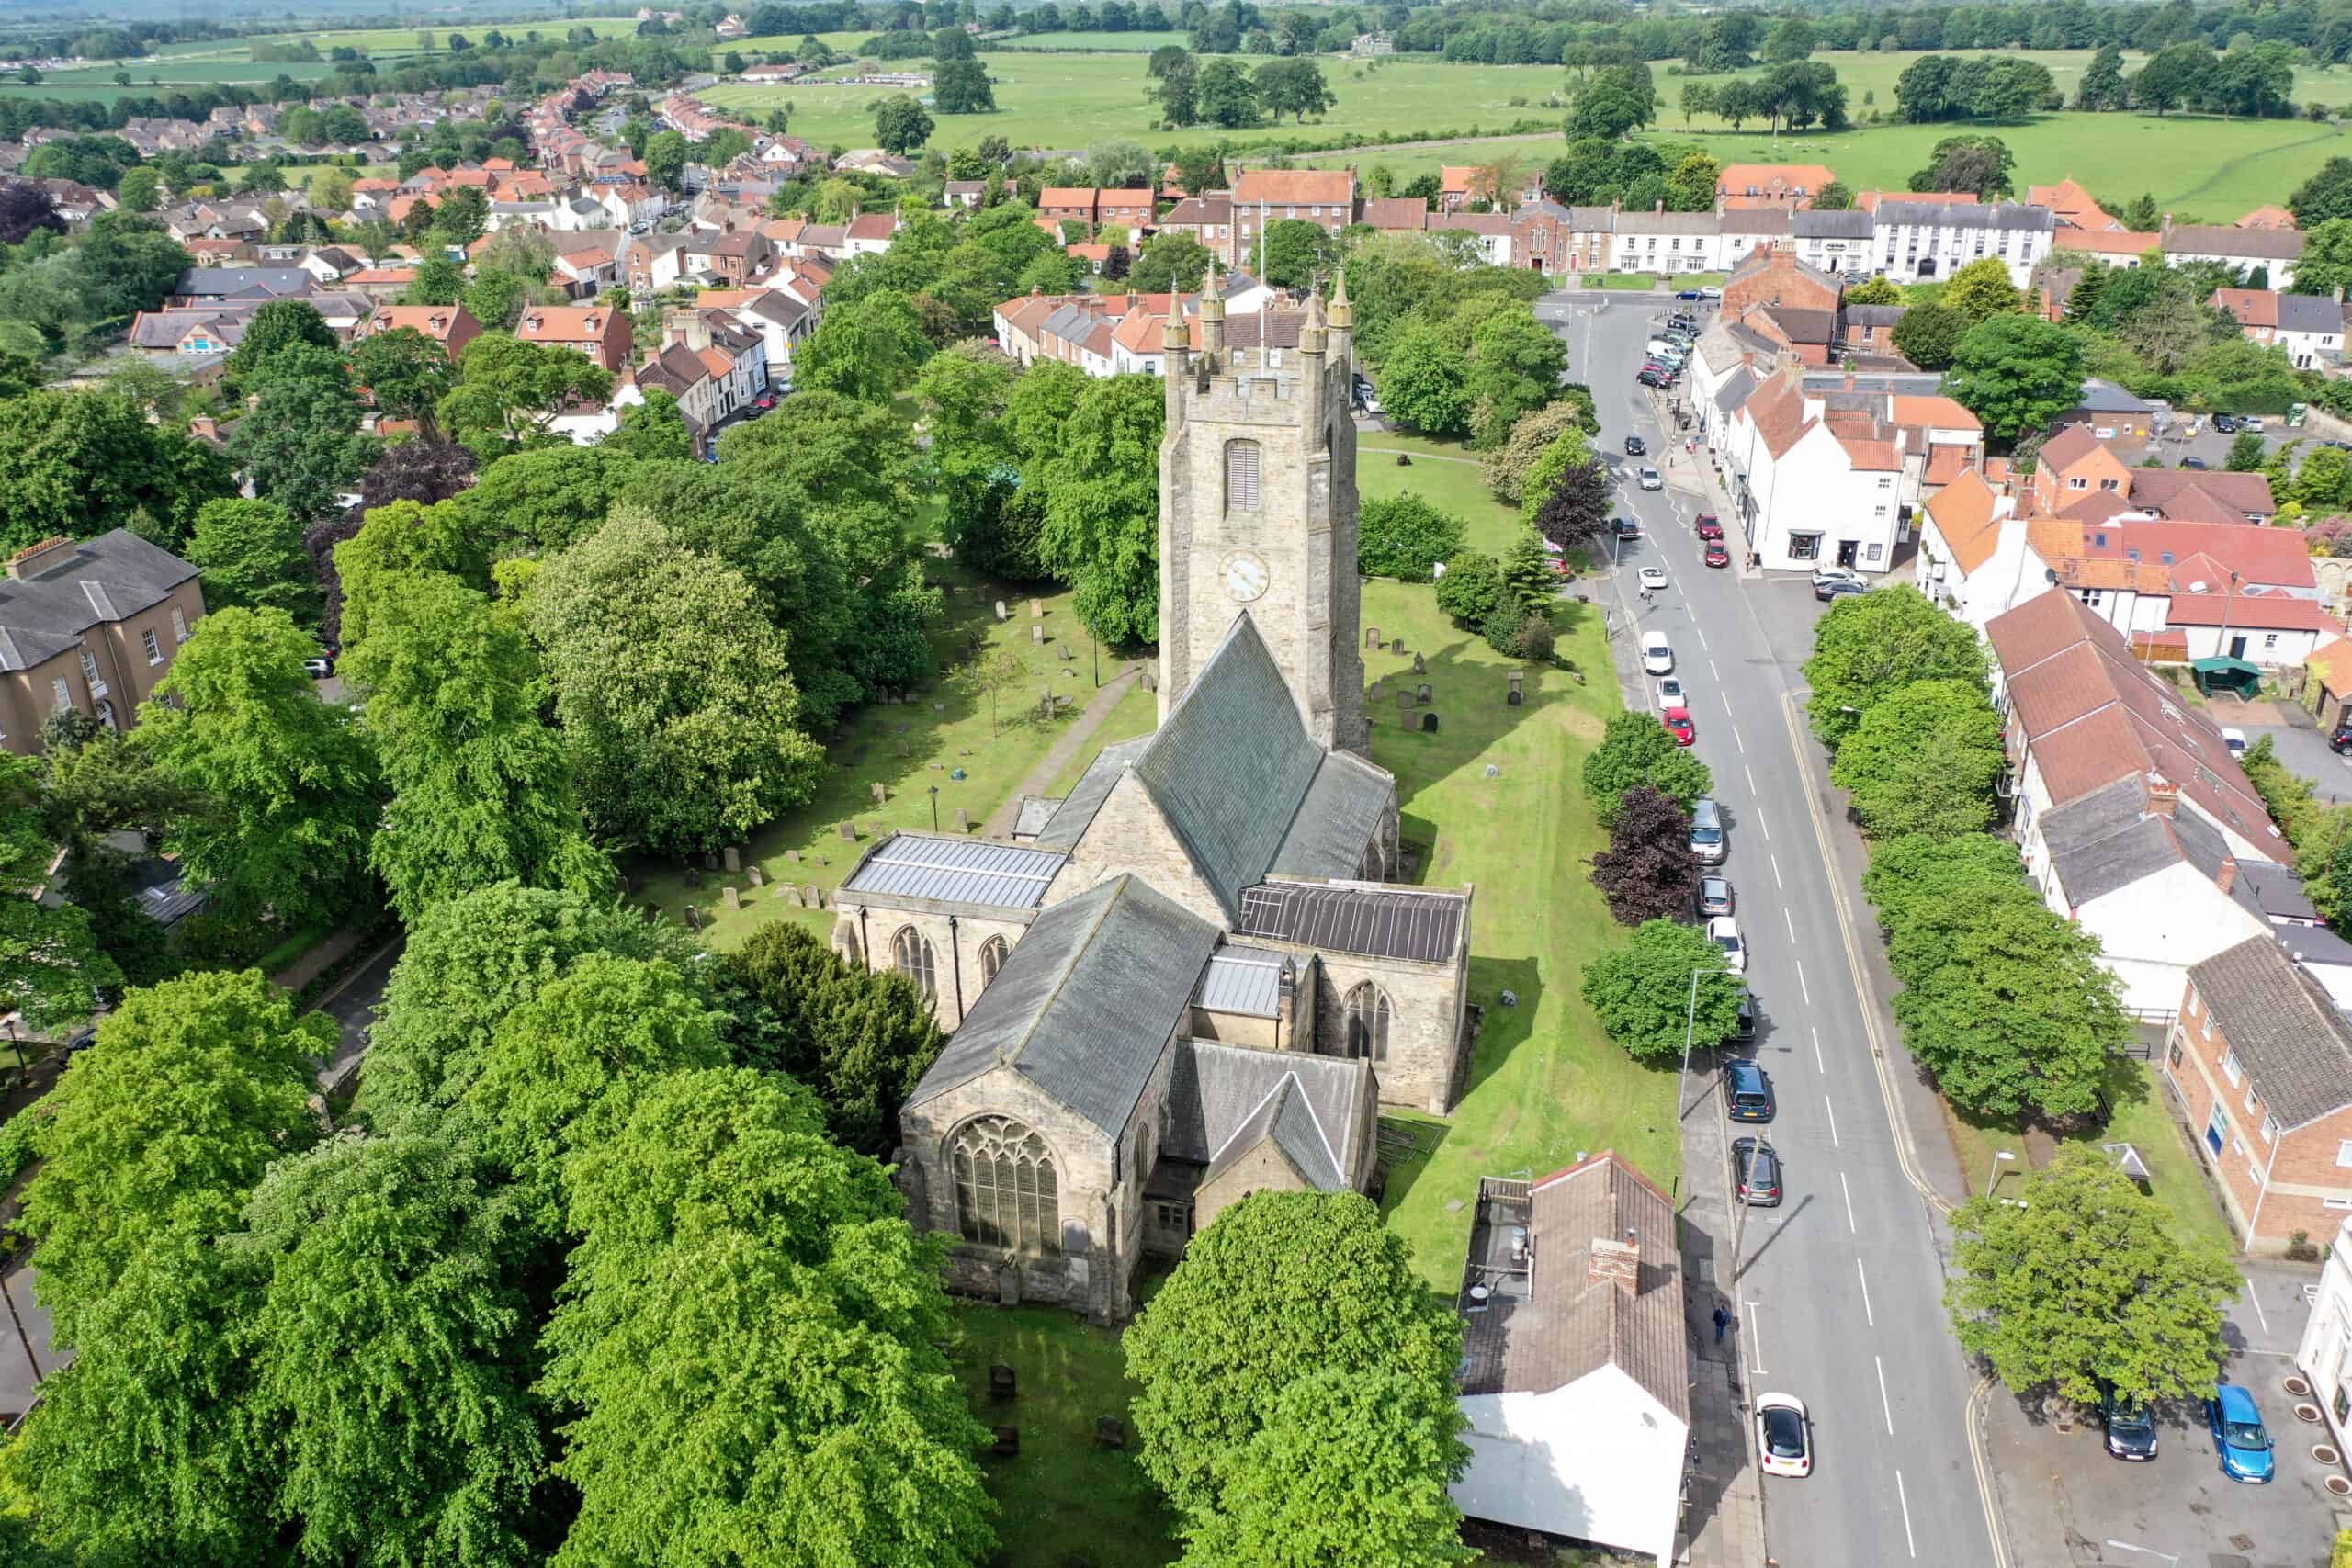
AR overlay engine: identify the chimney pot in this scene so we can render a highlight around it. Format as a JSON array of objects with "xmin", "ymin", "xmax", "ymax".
[{"xmin": 1589, "ymin": 1235, "xmax": 1640, "ymax": 1294}]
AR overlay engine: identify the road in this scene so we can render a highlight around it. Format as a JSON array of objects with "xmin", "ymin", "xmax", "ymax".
[{"xmin": 1544, "ymin": 291, "xmax": 2005, "ymax": 1567}]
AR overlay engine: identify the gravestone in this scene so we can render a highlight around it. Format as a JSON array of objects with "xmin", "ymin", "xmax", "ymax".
[
  {"xmin": 803, "ymin": 884, "xmax": 822, "ymax": 908},
  {"xmin": 993, "ymin": 1427, "xmax": 1019, "ymax": 1458},
  {"xmin": 1142, "ymin": 669, "xmax": 1158, "ymax": 693},
  {"xmin": 1032, "ymin": 625, "xmax": 1044, "ymax": 645},
  {"xmin": 747, "ymin": 866, "xmax": 764, "ymax": 887},
  {"xmin": 956, "ymin": 807, "xmax": 969, "ymax": 831},
  {"xmin": 870, "ymin": 782, "xmax": 888, "ymax": 805},
  {"xmin": 786, "ymin": 849, "xmax": 801, "ymax": 863},
  {"xmin": 1485, "ymin": 763, "xmax": 1499, "ymax": 778},
  {"xmin": 1060, "ymin": 645, "xmax": 1072, "ymax": 660},
  {"xmin": 1416, "ymin": 682, "xmax": 1432, "ymax": 705},
  {"xmin": 1390, "ymin": 637, "xmax": 1406, "ymax": 655},
  {"xmin": 1029, "ymin": 598, "xmax": 1043, "ymax": 618},
  {"xmin": 722, "ymin": 846, "xmax": 740, "ymax": 872},
  {"xmin": 785, "ymin": 886, "xmax": 804, "ymax": 908},
  {"xmin": 722, "ymin": 886, "xmax": 741, "ymax": 911},
  {"xmin": 990, "ymin": 1366, "xmax": 1017, "ymax": 1402},
  {"xmin": 994, "ymin": 600, "xmax": 1007, "ymax": 620},
  {"xmin": 1364, "ymin": 626, "xmax": 1382, "ymax": 649},
  {"xmin": 839, "ymin": 821, "xmax": 856, "ymax": 842},
  {"xmin": 934, "ymin": 703, "xmax": 944, "ymax": 713},
  {"xmin": 1507, "ymin": 670, "xmax": 1525, "ymax": 706},
  {"xmin": 1095, "ymin": 1416, "xmax": 1127, "ymax": 1450},
  {"xmin": 1396, "ymin": 688, "xmax": 1414, "ymax": 711},
  {"xmin": 1413, "ymin": 652, "xmax": 1426, "ymax": 675},
  {"xmin": 1421, "ymin": 711, "xmax": 1440, "ymax": 734},
  {"xmin": 683, "ymin": 905, "xmax": 701, "ymax": 931}
]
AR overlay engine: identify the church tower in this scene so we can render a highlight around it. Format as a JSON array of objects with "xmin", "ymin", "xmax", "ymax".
[{"xmin": 1157, "ymin": 279, "xmax": 1366, "ymax": 755}]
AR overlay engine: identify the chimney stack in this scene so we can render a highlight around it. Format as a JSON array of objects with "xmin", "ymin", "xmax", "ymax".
[
  {"xmin": 1588, "ymin": 1236, "xmax": 1639, "ymax": 1294},
  {"xmin": 2146, "ymin": 772, "xmax": 2179, "ymax": 819},
  {"xmin": 2216, "ymin": 855, "xmax": 2238, "ymax": 896}
]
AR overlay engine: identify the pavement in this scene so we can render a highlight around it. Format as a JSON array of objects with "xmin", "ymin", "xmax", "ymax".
[
  {"xmin": 1554, "ymin": 289, "xmax": 2008, "ymax": 1568},
  {"xmin": 311, "ymin": 936, "xmax": 403, "ymax": 1099}
]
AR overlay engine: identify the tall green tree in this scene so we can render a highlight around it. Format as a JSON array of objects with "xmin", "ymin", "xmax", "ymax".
[
  {"xmin": 0, "ymin": 750, "xmax": 119, "ymax": 1030},
  {"xmin": 184, "ymin": 496, "xmax": 316, "ymax": 619},
  {"xmin": 0, "ymin": 388, "xmax": 234, "ymax": 553},
  {"xmin": 1464, "ymin": 307, "xmax": 1567, "ymax": 449},
  {"xmin": 1375, "ymin": 320, "xmax": 1471, "ymax": 436},
  {"xmin": 341, "ymin": 570, "xmax": 611, "ymax": 921},
  {"xmin": 435, "ymin": 333, "xmax": 613, "ymax": 458},
  {"xmin": 796, "ymin": 289, "xmax": 933, "ymax": 403},
  {"xmin": 1940, "ymin": 254, "xmax": 2023, "ymax": 321},
  {"xmin": 1942, "ymin": 314, "xmax": 2088, "ymax": 441},
  {"xmin": 136, "ymin": 608, "xmax": 381, "ymax": 930},
  {"xmin": 1804, "ymin": 583, "xmax": 1989, "ymax": 748},
  {"xmin": 872, "ymin": 94, "xmax": 936, "ymax": 153},
  {"xmin": 1581, "ymin": 709, "xmax": 1713, "ymax": 820},
  {"xmin": 1252, "ymin": 56, "xmax": 1335, "ymax": 121},
  {"xmin": 222, "ymin": 299, "xmax": 338, "ymax": 391},
  {"xmin": 1890, "ymin": 300, "xmax": 1967, "ymax": 371},
  {"xmin": 1578, "ymin": 918, "xmax": 1743, "ymax": 1062},
  {"xmin": 1124, "ymin": 1192, "xmax": 1466, "ymax": 1526},
  {"xmin": 228, "ymin": 346, "xmax": 378, "ymax": 522},
  {"xmin": 1947, "ymin": 1148, "xmax": 2239, "ymax": 1405},
  {"xmin": 540, "ymin": 1066, "xmax": 995, "ymax": 1568},
  {"xmin": 526, "ymin": 512, "xmax": 823, "ymax": 853},
  {"xmin": 1828, "ymin": 678, "xmax": 2003, "ymax": 840},
  {"xmin": 1039, "ymin": 373, "xmax": 1166, "ymax": 643}
]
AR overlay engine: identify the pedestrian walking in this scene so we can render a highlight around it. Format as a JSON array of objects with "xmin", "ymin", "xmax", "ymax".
[{"xmin": 1712, "ymin": 1303, "xmax": 1732, "ymax": 1344}]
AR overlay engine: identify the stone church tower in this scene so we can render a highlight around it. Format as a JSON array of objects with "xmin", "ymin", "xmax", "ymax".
[{"xmin": 1157, "ymin": 280, "xmax": 1366, "ymax": 754}]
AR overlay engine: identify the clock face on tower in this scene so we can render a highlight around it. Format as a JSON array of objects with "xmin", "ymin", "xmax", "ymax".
[{"xmin": 1223, "ymin": 550, "xmax": 1270, "ymax": 604}]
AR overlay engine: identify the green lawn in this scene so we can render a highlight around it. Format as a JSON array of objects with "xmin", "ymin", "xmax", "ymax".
[
  {"xmin": 1945, "ymin": 1056, "xmax": 2240, "ymax": 1258},
  {"xmin": 948, "ymin": 1303, "xmax": 1179, "ymax": 1568},
  {"xmin": 987, "ymin": 30, "xmax": 1193, "ymax": 51},
  {"xmin": 1042, "ymin": 678, "xmax": 1159, "ymax": 798},
  {"xmin": 628, "ymin": 567, "xmax": 1108, "ymax": 952},
  {"xmin": 1358, "ymin": 436, "xmax": 1521, "ymax": 558},
  {"xmin": 1361, "ymin": 565, "xmax": 1679, "ymax": 1293}
]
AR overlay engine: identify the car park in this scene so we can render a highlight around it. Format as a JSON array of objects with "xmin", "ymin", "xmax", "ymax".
[
  {"xmin": 1708, "ymin": 915, "xmax": 1746, "ymax": 971},
  {"xmin": 1637, "ymin": 566, "xmax": 1668, "ymax": 592},
  {"xmin": 1733, "ymin": 1137, "xmax": 1782, "ymax": 1207},
  {"xmin": 1697, "ymin": 875, "xmax": 1733, "ymax": 918},
  {"xmin": 1641, "ymin": 633, "xmax": 1674, "ymax": 674},
  {"xmin": 1664, "ymin": 706, "xmax": 1696, "ymax": 746},
  {"xmin": 1756, "ymin": 1394, "xmax": 1811, "ymax": 1476},
  {"xmin": 1694, "ymin": 514, "xmax": 1724, "ymax": 540},
  {"xmin": 1690, "ymin": 797, "xmax": 1724, "ymax": 863},
  {"xmin": 1638, "ymin": 467, "xmax": 1663, "ymax": 491},
  {"xmin": 2099, "ymin": 1385, "xmax": 2158, "ymax": 1461},
  {"xmin": 1704, "ymin": 541, "xmax": 1731, "ymax": 568},
  {"xmin": 1815, "ymin": 577, "xmax": 1867, "ymax": 603},
  {"xmin": 2222, "ymin": 727, "xmax": 2248, "ymax": 756},
  {"xmin": 1724, "ymin": 1058, "xmax": 1774, "ymax": 1122},
  {"xmin": 1657, "ymin": 676, "xmax": 1687, "ymax": 709},
  {"xmin": 2207, "ymin": 1385, "xmax": 2275, "ymax": 1483},
  {"xmin": 1624, "ymin": 434, "xmax": 1647, "ymax": 456}
]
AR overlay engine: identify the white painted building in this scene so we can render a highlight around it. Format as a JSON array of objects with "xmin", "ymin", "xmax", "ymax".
[
  {"xmin": 2296, "ymin": 1215, "xmax": 2352, "ymax": 1428},
  {"xmin": 1869, "ymin": 200, "xmax": 2056, "ymax": 287},
  {"xmin": 1723, "ymin": 374, "xmax": 1907, "ymax": 574}
]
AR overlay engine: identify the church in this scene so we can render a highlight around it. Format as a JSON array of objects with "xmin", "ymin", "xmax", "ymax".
[{"xmin": 832, "ymin": 282, "xmax": 1478, "ymax": 1325}]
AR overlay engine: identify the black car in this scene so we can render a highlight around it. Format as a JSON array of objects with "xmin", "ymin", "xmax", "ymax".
[
  {"xmin": 1624, "ymin": 434, "xmax": 1647, "ymax": 456},
  {"xmin": 1724, "ymin": 1058, "xmax": 1774, "ymax": 1122},
  {"xmin": 2212, "ymin": 412, "xmax": 2241, "ymax": 434},
  {"xmin": 2182, "ymin": 456, "xmax": 2210, "ymax": 470},
  {"xmin": 2099, "ymin": 1385, "xmax": 2159, "ymax": 1461},
  {"xmin": 1729, "ymin": 993, "xmax": 1757, "ymax": 1043},
  {"xmin": 1815, "ymin": 577, "xmax": 1868, "ymax": 603},
  {"xmin": 1732, "ymin": 1136, "xmax": 1783, "ymax": 1206},
  {"xmin": 1637, "ymin": 367, "xmax": 1672, "ymax": 389},
  {"xmin": 1611, "ymin": 516, "xmax": 1641, "ymax": 539},
  {"xmin": 2332, "ymin": 726, "xmax": 2352, "ymax": 756},
  {"xmin": 61, "ymin": 1028, "xmax": 96, "ymax": 1057}
]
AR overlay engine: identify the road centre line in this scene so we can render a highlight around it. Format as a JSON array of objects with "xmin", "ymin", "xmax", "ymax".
[
  {"xmin": 1757, "ymin": 807, "xmax": 1769, "ymax": 840},
  {"xmin": 1696, "ymin": 626, "xmax": 1710, "ymax": 652},
  {"xmin": 1743, "ymin": 1300, "xmax": 1766, "ymax": 1376},
  {"xmin": 1795, "ymin": 960, "xmax": 1809, "ymax": 1005},
  {"xmin": 1721, "ymin": 692, "xmax": 1734, "ymax": 716},
  {"xmin": 1733, "ymin": 725, "xmax": 1745, "ymax": 753},
  {"xmin": 1784, "ymin": 908, "xmax": 1796, "ymax": 942},
  {"xmin": 1710, "ymin": 659, "xmax": 1720, "ymax": 680},
  {"xmin": 1771, "ymin": 854, "xmax": 1782, "ymax": 889},
  {"xmin": 1858, "ymin": 1260, "xmax": 1876, "ymax": 1328},
  {"xmin": 1839, "ymin": 1168, "xmax": 1855, "ymax": 1231},
  {"xmin": 1825, "ymin": 1094, "xmax": 1840, "ymax": 1147},
  {"xmin": 1745, "ymin": 763, "xmax": 1757, "ymax": 793},
  {"xmin": 1895, "ymin": 1471, "xmax": 1917, "ymax": 1558},
  {"xmin": 1812, "ymin": 1027, "xmax": 1825, "ymax": 1073}
]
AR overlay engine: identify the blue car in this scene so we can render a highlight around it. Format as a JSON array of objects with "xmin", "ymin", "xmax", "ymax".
[
  {"xmin": 1724, "ymin": 1058, "xmax": 1775, "ymax": 1123},
  {"xmin": 1675, "ymin": 288, "xmax": 1704, "ymax": 300},
  {"xmin": 2206, "ymin": 1383, "xmax": 2275, "ymax": 1483}
]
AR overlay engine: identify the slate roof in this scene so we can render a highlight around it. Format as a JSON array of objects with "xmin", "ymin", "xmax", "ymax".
[
  {"xmin": 840, "ymin": 831, "xmax": 1065, "ymax": 910},
  {"xmin": 1844, "ymin": 303, "xmax": 1907, "ymax": 329},
  {"xmin": 1035, "ymin": 734, "xmax": 1152, "ymax": 849},
  {"xmin": 1711, "ymin": 367, "xmax": 1757, "ymax": 418},
  {"xmin": 1792, "ymin": 209, "xmax": 1873, "ymax": 240},
  {"xmin": 0, "ymin": 531, "xmax": 199, "ymax": 671},
  {"xmin": 2189, "ymin": 935, "xmax": 2352, "ymax": 1128},
  {"xmin": 1162, "ymin": 1037, "xmax": 1366, "ymax": 1191},
  {"xmin": 1270, "ymin": 750, "xmax": 1394, "ymax": 879},
  {"xmin": 905, "ymin": 874, "xmax": 1221, "ymax": 1134},
  {"xmin": 1238, "ymin": 880, "xmax": 1467, "ymax": 964},
  {"xmin": 1873, "ymin": 200, "xmax": 2054, "ymax": 232},
  {"xmin": 171, "ymin": 265, "xmax": 315, "ymax": 300},
  {"xmin": 2041, "ymin": 773, "xmax": 2232, "ymax": 907},
  {"xmin": 2232, "ymin": 859, "xmax": 2321, "ymax": 925},
  {"xmin": 2074, "ymin": 378, "xmax": 2154, "ymax": 413},
  {"xmin": 2165, "ymin": 222, "xmax": 2303, "ymax": 261}
]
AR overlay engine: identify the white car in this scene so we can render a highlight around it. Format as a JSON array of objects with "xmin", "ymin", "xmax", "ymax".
[
  {"xmin": 1699, "ymin": 285, "xmax": 1722, "ymax": 299},
  {"xmin": 1757, "ymin": 1393, "xmax": 1812, "ymax": 1478},
  {"xmin": 1638, "ymin": 467, "xmax": 1664, "ymax": 491},
  {"xmin": 1810, "ymin": 565, "xmax": 1862, "ymax": 590},
  {"xmin": 1709, "ymin": 916, "xmax": 1746, "ymax": 973},
  {"xmin": 2242, "ymin": 415, "xmax": 2267, "ymax": 432},
  {"xmin": 1641, "ymin": 633, "xmax": 1674, "ymax": 675},
  {"xmin": 1656, "ymin": 676, "xmax": 1687, "ymax": 709},
  {"xmin": 1637, "ymin": 566, "xmax": 1669, "ymax": 592},
  {"xmin": 2222, "ymin": 727, "xmax": 2248, "ymax": 757}
]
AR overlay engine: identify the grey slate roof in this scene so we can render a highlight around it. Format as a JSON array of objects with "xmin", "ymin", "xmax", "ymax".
[
  {"xmin": 2165, "ymin": 222, "xmax": 2303, "ymax": 261},
  {"xmin": 1238, "ymin": 880, "xmax": 1467, "ymax": 964},
  {"xmin": 2278, "ymin": 292, "xmax": 2342, "ymax": 335},
  {"xmin": 1792, "ymin": 209, "xmax": 1873, "ymax": 240},
  {"xmin": 1718, "ymin": 208, "xmax": 1793, "ymax": 236},
  {"xmin": 170, "ymin": 265, "xmax": 315, "ymax": 299},
  {"xmin": 1712, "ymin": 367, "xmax": 1757, "ymax": 417},
  {"xmin": 1874, "ymin": 200, "xmax": 2054, "ymax": 233},
  {"xmin": 1036, "ymin": 735, "xmax": 1152, "ymax": 850},
  {"xmin": 1162, "ymin": 1037, "xmax": 1365, "ymax": 1191},
  {"xmin": 2073, "ymin": 378, "xmax": 2154, "ymax": 413},
  {"xmin": 1011, "ymin": 795, "xmax": 1061, "ymax": 839},
  {"xmin": 1193, "ymin": 943, "xmax": 1289, "ymax": 1017},
  {"xmin": 2232, "ymin": 859, "xmax": 2320, "ymax": 924},
  {"xmin": 2041, "ymin": 773, "xmax": 2231, "ymax": 907},
  {"xmin": 1270, "ymin": 751, "xmax": 1393, "ymax": 879},
  {"xmin": 1844, "ymin": 303, "xmax": 1907, "ymax": 328},
  {"xmin": 1801, "ymin": 371, "xmax": 1943, "ymax": 396},
  {"xmin": 2188, "ymin": 935, "xmax": 2352, "ymax": 1128},
  {"xmin": 905, "ymin": 874, "xmax": 1221, "ymax": 1134},
  {"xmin": 841, "ymin": 831, "xmax": 1064, "ymax": 910},
  {"xmin": 0, "ymin": 531, "xmax": 199, "ymax": 671}
]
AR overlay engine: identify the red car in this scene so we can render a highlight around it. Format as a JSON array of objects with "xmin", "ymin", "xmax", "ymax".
[
  {"xmin": 1664, "ymin": 706, "xmax": 1696, "ymax": 746},
  {"xmin": 1704, "ymin": 541, "xmax": 1731, "ymax": 568},
  {"xmin": 1695, "ymin": 513, "xmax": 1724, "ymax": 541}
]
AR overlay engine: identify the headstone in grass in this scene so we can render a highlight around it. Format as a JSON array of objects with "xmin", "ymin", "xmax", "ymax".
[{"xmin": 722, "ymin": 846, "xmax": 740, "ymax": 872}]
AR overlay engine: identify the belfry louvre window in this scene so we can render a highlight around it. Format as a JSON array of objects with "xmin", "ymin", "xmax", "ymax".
[
  {"xmin": 952, "ymin": 1116, "xmax": 1060, "ymax": 1254},
  {"xmin": 1226, "ymin": 439, "xmax": 1262, "ymax": 511}
]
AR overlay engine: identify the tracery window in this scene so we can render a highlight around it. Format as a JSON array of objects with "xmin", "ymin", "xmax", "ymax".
[{"xmin": 951, "ymin": 1116, "xmax": 1060, "ymax": 1254}]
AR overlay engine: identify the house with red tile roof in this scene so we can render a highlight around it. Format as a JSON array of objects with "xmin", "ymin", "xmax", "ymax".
[
  {"xmin": 1714, "ymin": 164, "xmax": 1835, "ymax": 208},
  {"xmin": 1985, "ymin": 588, "xmax": 2284, "ymax": 1010},
  {"xmin": 1224, "ymin": 168, "xmax": 1357, "ymax": 268},
  {"xmin": 350, "ymin": 304, "xmax": 482, "ymax": 358},
  {"xmin": 515, "ymin": 305, "xmax": 633, "ymax": 373},
  {"xmin": 2210, "ymin": 288, "xmax": 2345, "ymax": 368},
  {"xmin": 2030, "ymin": 176, "xmax": 2115, "ymax": 231}
]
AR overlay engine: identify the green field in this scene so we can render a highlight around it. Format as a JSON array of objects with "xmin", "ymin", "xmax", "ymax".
[{"xmin": 987, "ymin": 30, "xmax": 1193, "ymax": 51}]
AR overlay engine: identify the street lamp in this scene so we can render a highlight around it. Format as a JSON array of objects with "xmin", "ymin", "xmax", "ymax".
[
  {"xmin": 1675, "ymin": 967, "xmax": 1727, "ymax": 1117},
  {"xmin": 927, "ymin": 784, "xmax": 939, "ymax": 832},
  {"xmin": 1984, "ymin": 1148, "xmax": 2016, "ymax": 1199}
]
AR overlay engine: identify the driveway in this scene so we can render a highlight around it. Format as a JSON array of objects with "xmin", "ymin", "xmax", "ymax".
[{"xmin": 2234, "ymin": 714, "xmax": 2352, "ymax": 806}]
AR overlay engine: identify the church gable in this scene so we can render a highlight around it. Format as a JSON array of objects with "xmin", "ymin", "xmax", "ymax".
[{"xmin": 1046, "ymin": 768, "xmax": 1231, "ymax": 929}]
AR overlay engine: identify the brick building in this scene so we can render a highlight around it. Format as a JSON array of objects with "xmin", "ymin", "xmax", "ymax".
[
  {"xmin": 2169, "ymin": 936, "xmax": 2352, "ymax": 1254},
  {"xmin": 514, "ymin": 304, "xmax": 633, "ymax": 372},
  {"xmin": 0, "ymin": 532, "xmax": 205, "ymax": 752}
]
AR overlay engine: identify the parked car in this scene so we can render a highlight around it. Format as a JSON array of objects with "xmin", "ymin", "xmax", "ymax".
[
  {"xmin": 1708, "ymin": 915, "xmax": 1746, "ymax": 972},
  {"xmin": 1657, "ymin": 676, "xmax": 1688, "ymax": 709},
  {"xmin": 752, "ymin": 394, "xmax": 777, "ymax": 411},
  {"xmin": 2222, "ymin": 727, "xmax": 2248, "ymax": 757},
  {"xmin": 1641, "ymin": 633, "xmax": 1674, "ymax": 674},
  {"xmin": 2242, "ymin": 415, "xmax": 2267, "ymax": 432},
  {"xmin": 2211, "ymin": 412, "xmax": 2240, "ymax": 434},
  {"xmin": 2332, "ymin": 725, "xmax": 2352, "ymax": 756},
  {"xmin": 2182, "ymin": 456, "xmax": 2209, "ymax": 470},
  {"xmin": 1695, "ymin": 513, "xmax": 1724, "ymax": 541},
  {"xmin": 1668, "ymin": 312, "xmax": 1699, "ymax": 332},
  {"xmin": 1815, "ymin": 577, "xmax": 1868, "ymax": 603},
  {"xmin": 1724, "ymin": 1057, "xmax": 1774, "ymax": 1122},
  {"xmin": 1756, "ymin": 1393, "xmax": 1811, "ymax": 1475},
  {"xmin": 2207, "ymin": 1384, "xmax": 2275, "ymax": 1483},
  {"xmin": 1675, "ymin": 288, "xmax": 1704, "ymax": 301},
  {"xmin": 304, "ymin": 656, "xmax": 335, "ymax": 680},
  {"xmin": 1811, "ymin": 565, "xmax": 1861, "ymax": 589},
  {"xmin": 1700, "ymin": 285, "xmax": 1722, "ymax": 299},
  {"xmin": 1612, "ymin": 516, "xmax": 1642, "ymax": 540},
  {"xmin": 1637, "ymin": 565, "xmax": 1668, "ymax": 592},
  {"xmin": 1361, "ymin": 387, "xmax": 1385, "ymax": 416},
  {"xmin": 2098, "ymin": 1384, "xmax": 2158, "ymax": 1461},
  {"xmin": 61, "ymin": 1028, "xmax": 96, "ymax": 1058},
  {"xmin": 1638, "ymin": 467, "xmax": 1664, "ymax": 491},
  {"xmin": 1733, "ymin": 1136, "xmax": 1782, "ymax": 1207},
  {"xmin": 1664, "ymin": 706, "xmax": 1696, "ymax": 746},
  {"xmin": 1705, "ymin": 541, "xmax": 1731, "ymax": 569},
  {"xmin": 1697, "ymin": 874, "xmax": 1733, "ymax": 918},
  {"xmin": 1624, "ymin": 434, "xmax": 1647, "ymax": 456},
  {"xmin": 1637, "ymin": 367, "xmax": 1672, "ymax": 389},
  {"xmin": 1690, "ymin": 797, "xmax": 1724, "ymax": 863},
  {"xmin": 1729, "ymin": 992, "xmax": 1757, "ymax": 1043}
]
